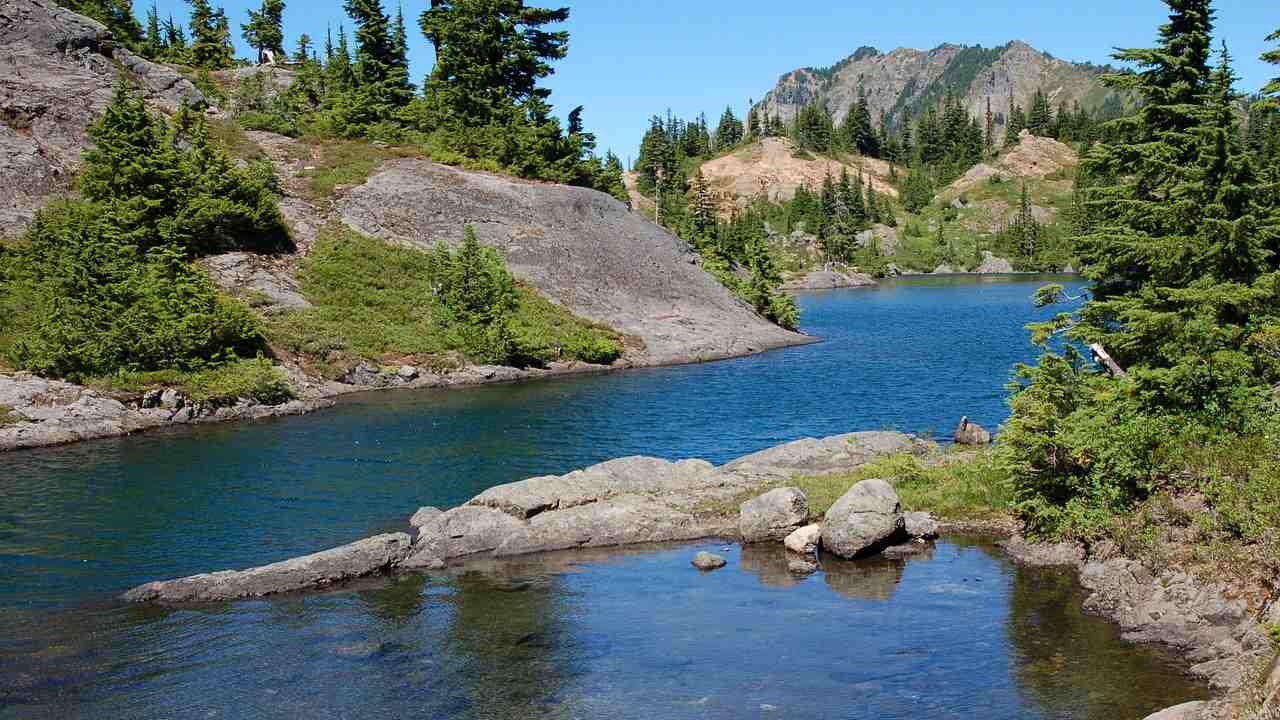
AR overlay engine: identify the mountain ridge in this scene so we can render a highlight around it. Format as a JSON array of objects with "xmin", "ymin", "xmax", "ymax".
[{"xmin": 757, "ymin": 40, "xmax": 1129, "ymax": 140}]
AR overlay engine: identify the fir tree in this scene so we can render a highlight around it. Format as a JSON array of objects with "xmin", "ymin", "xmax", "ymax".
[
  {"xmin": 187, "ymin": 0, "xmax": 234, "ymax": 69},
  {"xmin": 241, "ymin": 0, "xmax": 286, "ymax": 62},
  {"xmin": 294, "ymin": 33, "xmax": 313, "ymax": 63},
  {"xmin": 1027, "ymin": 89, "xmax": 1054, "ymax": 136},
  {"xmin": 715, "ymin": 106, "xmax": 744, "ymax": 150},
  {"xmin": 1260, "ymin": 28, "xmax": 1280, "ymax": 109}
]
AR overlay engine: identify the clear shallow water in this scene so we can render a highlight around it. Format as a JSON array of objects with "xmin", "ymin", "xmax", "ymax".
[{"xmin": 1, "ymin": 275, "xmax": 1205, "ymax": 717}]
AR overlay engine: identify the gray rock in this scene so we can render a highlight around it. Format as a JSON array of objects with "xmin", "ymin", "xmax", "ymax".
[
  {"xmin": 784, "ymin": 524, "xmax": 822, "ymax": 555},
  {"xmin": 954, "ymin": 416, "xmax": 992, "ymax": 445},
  {"xmin": 200, "ymin": 252, "xmax": 311, "ymax": 314},
  {"xmin": 932, "ymin": 264, "xmax": 956, "ymax": 274},
  {"xmin": 1264, "ymin": 654, "xmax": 1279, "ymax": 714},
  {"xmin": 904, "ymin": 511, "xmax": 939, "ymax": 539},
  {"xmin": 1001, "ymin": 536, "xmax": 1084, "ymax": 569},
  {"xmin": 973, "ymin": 251, "xmax": 1014, "ymax": 274},
  {"xmin": 409, "ymin": 506, "xmax": 442, "ymax": 529},
  {"xmin": 1140, "ymin": 702, "xmax": 1207, "ymax": 720},
  {"xmin": 494, "ymin": 494, "xmax": 718, "ymax": 558},
  {"xmin": 882, "ymin": 541, "xmax": 931, "ymax": 559},
  {"xmin": 159, "ymin": 389, "xmax": 183, "ymax": 410},
  {"xmin": 738, "ymin": 487, "xmax": 809, "ymax": 543},
  {"xmin": 722, "ymin": 431, "xmax": 931, "ymax": 481},
  {"xmin": 468, "ymin": 456, "xmax": 719, "ymax": 520},
  {"xmin": 1, "ymin": 0, "xmax": 205, "ymax": 231},
  {"xmin": 821, "ymin": 479, "xmax": 905, "ymax": 558},
  {"xmin": 337, "ymin": 159, "xmax": 811, "ymax": 366},
  {"xmin": 787, "ymin": 556, "xmax": 819, "ymax": 575},
  {"xmin": 692, "ymin": 552, "xmax": 726, "ymax": 571},
  {"xmin": 122, "ymin": 533, "xmax": 412, "ymax": 603},
  {"xmin": 397, "ymin": 365, "xmax": 419, "ymax": 380},
  {"xmin": 432, "ymin": 506, "xmax": 527, "ymax": 559}
]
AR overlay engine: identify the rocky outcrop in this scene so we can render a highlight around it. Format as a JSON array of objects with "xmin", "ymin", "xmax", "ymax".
[
  {"xmin": 121, "ymin": 532, "xmax": 412, "ymax": 603},
  {"xmin": 199, "ymin": 252, "xmax": 311, "ymax": 314},
  {"xmin": 1079, "ymin": 559, "xmax": 1273, "ymax": 690},
  {"xmin": 954, "ymin": 416, "xmax": 992, "ymax": 445},
  {"xmin": 781, "ymin": 268, "xmax": 877, "ymax": 291},
  {"xmin": 125, "ymin": 430, "xmax": 930, "ymax": 602},
  {"xmin": 1140, "ymin": 702, "xmax": 1209, "ymax": 720},
  {"xmin": 1000, "ymin": 536, "xmax": 1085, "ymax": 569},
  {"xmin": 821, "ymin": 478, "xmax": 906, "ymax": 558},
  {"xmin": 945, "ymin": 130, "xmax": 1080, "ymax": 197},
  {"xmin": 738, "ymin": 487, "xmax": 809, "ymax": 543},
  {"xmin": 973, "ymin": 251, "xmax": 1015, "ymax": 274},
  {"xmin": 0, "ymin": 373, "xmax": 317, "ymax": 452},
  {"xmin": 336, "ymin": 159, "xmax": 810, "ymax": 366},
  {"xmin": 1, "ymin": 0, "xmax": 205, "ymax": 231}
]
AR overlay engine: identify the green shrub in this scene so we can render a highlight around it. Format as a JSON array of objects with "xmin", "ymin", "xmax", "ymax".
[
  {"xmin": 88, "ymin": 357, "xmax": 294, "ymax": 406},
  {"xmin": 1, "ymin": 203, "xmax": 264, "ymax": 381}
]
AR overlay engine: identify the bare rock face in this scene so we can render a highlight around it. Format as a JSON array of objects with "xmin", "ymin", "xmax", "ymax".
[
  {"xmin": 954, "ymin": 416, "xmax": 992, "ymax": 445},
  {"xmin": 1000, "ymin": 536, "xmax": 1084, "ymax": 569},
  {"xmin": 821, "ymin": 478, "xmax": 906, "ymax": 558},
  {"xmin": 199, "ymin": 252, "xmax": 311, "ymax": 314},
  {"xmin": 122, "ymin": 533, "xmax": 412, "ymax": 603},
  {"xmin": 738, "ymin": 487, "xmax": 809, "ymax": 543},
  {"xmin": 0, "ymin": 0, "xmax": 205, "ymax": 231},
  {"xmin": 493, "ymin": 494, "xmax": 719, "ymax": 558},
  {"xmin": 336, "ymin": 159, "xmax": 810, "ymax": 366},
  {"xmin": 1080, "ymin": 558, "xmax": 1271, "ymax": 690}
]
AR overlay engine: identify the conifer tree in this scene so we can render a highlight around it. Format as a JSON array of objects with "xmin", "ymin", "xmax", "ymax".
[
  {"xmin": 188, "ymin": 0, "xmax": 234, "ymax": 69},
  {"xmin": 294, "ymin": 34, "xmax": 313, "ymax": 63},
  {"xmin": 984, "ymin": 97, "xmax": 995, "ymax": 157},
  {"xmin": 145, "ymin": 3, "xmax": 164, "ymax": 57},
  {"xmin": 241, "ymin": 0, "xmax": 286, "ymax": 62},
  {"xmin": 1260, "ymin": 28, "xmax": 1280, "ymax": 109},
  {"xmin": 715, "ymin": 106, "xmax": 744, "ymax": 150},
  {"xmin": 1027, "ymin": 89, "xmax": 1053, "ymax": 136}
]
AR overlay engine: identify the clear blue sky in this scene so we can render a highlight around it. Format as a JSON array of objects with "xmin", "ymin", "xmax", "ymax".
[{"xmin": 148, "ymin": 0, "xmax": 1277, "ymax": 162}]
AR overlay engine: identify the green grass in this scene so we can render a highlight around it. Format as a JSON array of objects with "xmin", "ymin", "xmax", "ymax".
[
  {"xmin": 787, "ymin": 450, "xmax": 1015, "ymax": 520},
  {"xmin": 0, "ymin": 403, "xmax": 19, "ymax": 427},
  {"xmin": 265, "ymin": 227, "xmax": 625, "ymax": 377},
  {"xmin": 207, "ymin": 116, "xmax": 267, "ymax": 162},
  {"xmin": 86, "ymin": 357, "xmax": 294, "ymax": 406},
  {"xmin": 300, "ymin": 140, "xmax": 422, "ymax": 201}
]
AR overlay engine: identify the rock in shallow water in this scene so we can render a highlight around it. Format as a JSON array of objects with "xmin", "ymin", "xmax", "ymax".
[
  {"xmin": 691, "ymin": 552, "xmax": 727, "ymax": 571},
  {"xmin": 904, "ymin": 511, "xmax": 939, "ymax": 539},
  {"xmin": 784, "ymin": 524, "xmax": 822, "ymax": 555},
  {"xmin": 1140, "ymin": 702, "xmax": 1207, "ymax": 720},
  {"xmin": 821, "ymin": 479, "xmax": 905, "ymax": 559},
  {"xmin": 954, "ymin": 416, "xmax": 992, "ymax": 445},
  {"xmin": 122, "ymin": 533, "xmax": 412, "ymax": 603},
  {"xmin": 739, "ymin": 487, "xmax": 808, "ymax": 543}
]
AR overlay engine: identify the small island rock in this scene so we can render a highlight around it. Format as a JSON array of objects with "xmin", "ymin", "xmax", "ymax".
[
  {"xmin": 784, "ymin": 524, "xmax": 822, "ymax": 555},
  {"xmin": 692, "ymin": 552, "xmax": 727, "ymax": 571}
]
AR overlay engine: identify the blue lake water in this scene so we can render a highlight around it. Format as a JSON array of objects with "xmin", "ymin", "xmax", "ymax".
[{"xmin": 1, "ymin": 275, "xmax": 1206, "ymax": 718}]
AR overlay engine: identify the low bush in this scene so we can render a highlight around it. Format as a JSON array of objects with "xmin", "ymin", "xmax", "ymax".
[{"xmin": 88, "ymin": 357, "xmax": 294, "ymax": 406}]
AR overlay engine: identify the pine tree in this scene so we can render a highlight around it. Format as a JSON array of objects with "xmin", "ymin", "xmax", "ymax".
[
  {"xmin": 344, "ymin": 0, "xmax": 415, "ymax": 111},
  {"xmin": 715, "ymin": 106, "xmax": 744, "ymax": 150},
  {"xmin": 1005, "ymin": 103, "xmax": 1026, "ymax": 146},
  {"xmin": 294, "ymin": 34, "xmax": 313, "ymax": 63},
  {"xmin": 1260, "ymin": 28, "xmax": 1280, "ymax": 109},
  {"xmin": 241, "ymin": 0, "xmax": 286, "ymax": 62},
  {"xmin": 145, "ymin": 3, "xmax": 164, "ymax": 57},
  {"xmin": 984, "ymin": 97, "xmax": 995, "ymax": 157},
  {"xmin": 187, "ymin": 0, "xmax": 234, "ymax": 69},
  {"xmin": 688, "ymin": 170, "xmax": 718, "ymax": 239}
]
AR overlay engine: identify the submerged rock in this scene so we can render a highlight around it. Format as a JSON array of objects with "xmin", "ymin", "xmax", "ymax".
[
  {"xmin": 821, "ymin": 479, "xmax": 905, "ymax": 558},
  {"xmin": 122, "ymin": 533, "xmax": 412, "ymax": 603},
  {"xmin": 691, "ymin": 552, "xmax": 726, "ymax": 571},
  {"xmin": 1140, "ymin": 702, "xmax": 1207, "ymax": 720},
  {"xmin": 954, "ymin": 416, "xmax": 992, "ymax": 445},
  {"xmin": 784, "ymin": 524, "xmax": 822, "ymax": 555},
  {"xmin": 738, "ymin": 487, "xmax": 809, "ymax": 543},
  {"xmin": 881, "ymin": 541, "xmax": 931, "ymax": 559}
]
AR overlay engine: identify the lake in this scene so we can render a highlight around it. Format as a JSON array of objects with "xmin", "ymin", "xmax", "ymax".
[{"xmin": 1, "ymin": 275, "xmax": 1205, "ymax": 718}]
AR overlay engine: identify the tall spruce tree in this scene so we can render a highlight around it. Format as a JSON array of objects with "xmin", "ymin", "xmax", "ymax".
[
  {"xmin": 187, "ymin": 0, "xmax": 234, "ymax": 69},
  {"xmin": 1027, "ymin": 89, "xmax": 1054, "ymax": 136}
]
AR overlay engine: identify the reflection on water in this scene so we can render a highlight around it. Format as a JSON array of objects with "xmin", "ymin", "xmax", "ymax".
[{"xmin": 2, "ymin": 539, "xmax": 1204, "ymax": 719}]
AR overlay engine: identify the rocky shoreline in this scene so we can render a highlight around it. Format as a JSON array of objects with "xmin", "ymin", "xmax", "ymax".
[
  {"xmin": 0, "ymin": 331, "xmax": 818, "ymax": 453},
  {"xmin": 118, "ymin": 428, "xmax": 1276, "ymax": 719}
]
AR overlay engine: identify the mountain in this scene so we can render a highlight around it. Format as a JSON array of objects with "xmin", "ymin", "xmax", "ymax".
[{"xmin": 756, "ymin": 40, "xmax": 1129, "ymax": 137}]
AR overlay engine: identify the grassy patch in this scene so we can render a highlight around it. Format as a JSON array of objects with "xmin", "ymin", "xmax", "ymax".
[
  {"xmin": 207, "ymin": 115, "xmax": 267, "ymax": 162},
  {"xmin": 265, "ymin": 227, "xmax": 624, "ymax": 376},
  {"xmin": 788, "ymin": 450, "xmax": 1015, "ymax": 520},
  {"xmin": 0, "ymin": 403, "xmax": 19, "ymax": 427},
  {"xmin": 87, "ymin": 357, "xmax": 294, "ymax": 406},
  {"xmin": 300, "ymin": 140, "xmax": 422, "ymax": 201}
]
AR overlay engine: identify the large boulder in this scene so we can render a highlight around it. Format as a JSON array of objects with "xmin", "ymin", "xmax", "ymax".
[
  {"xmin": 1, "ymin": 0, "xmax": 205, "ymax": 231},
  {"xmin": 973, "ymin": 251, "xmax": 1015, "ymax": 274},
  {"xmin": 122, "ymin": 533, "xmax": 412, "ymax": 603},
  {"xmin": 722, "ymin": 431, "xmax": 931, "ymax": 481},
  {"xmin": 492, "ymin": 494, "xmax": 718, "ymax": 558},
  {"xmin": 781, "ymin": 269, "xmax": 876, "ymax": 291},
  {"xmin": 337, "ymin": 159, "xmax": 810, "ymax": 366},
  {"xmin": 821, "ymin": 479, "xmax": 905, "ymax": 558},
  {"xmin": 738, "ymin": 487, "xmax": 809, "ymax": 543}
]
